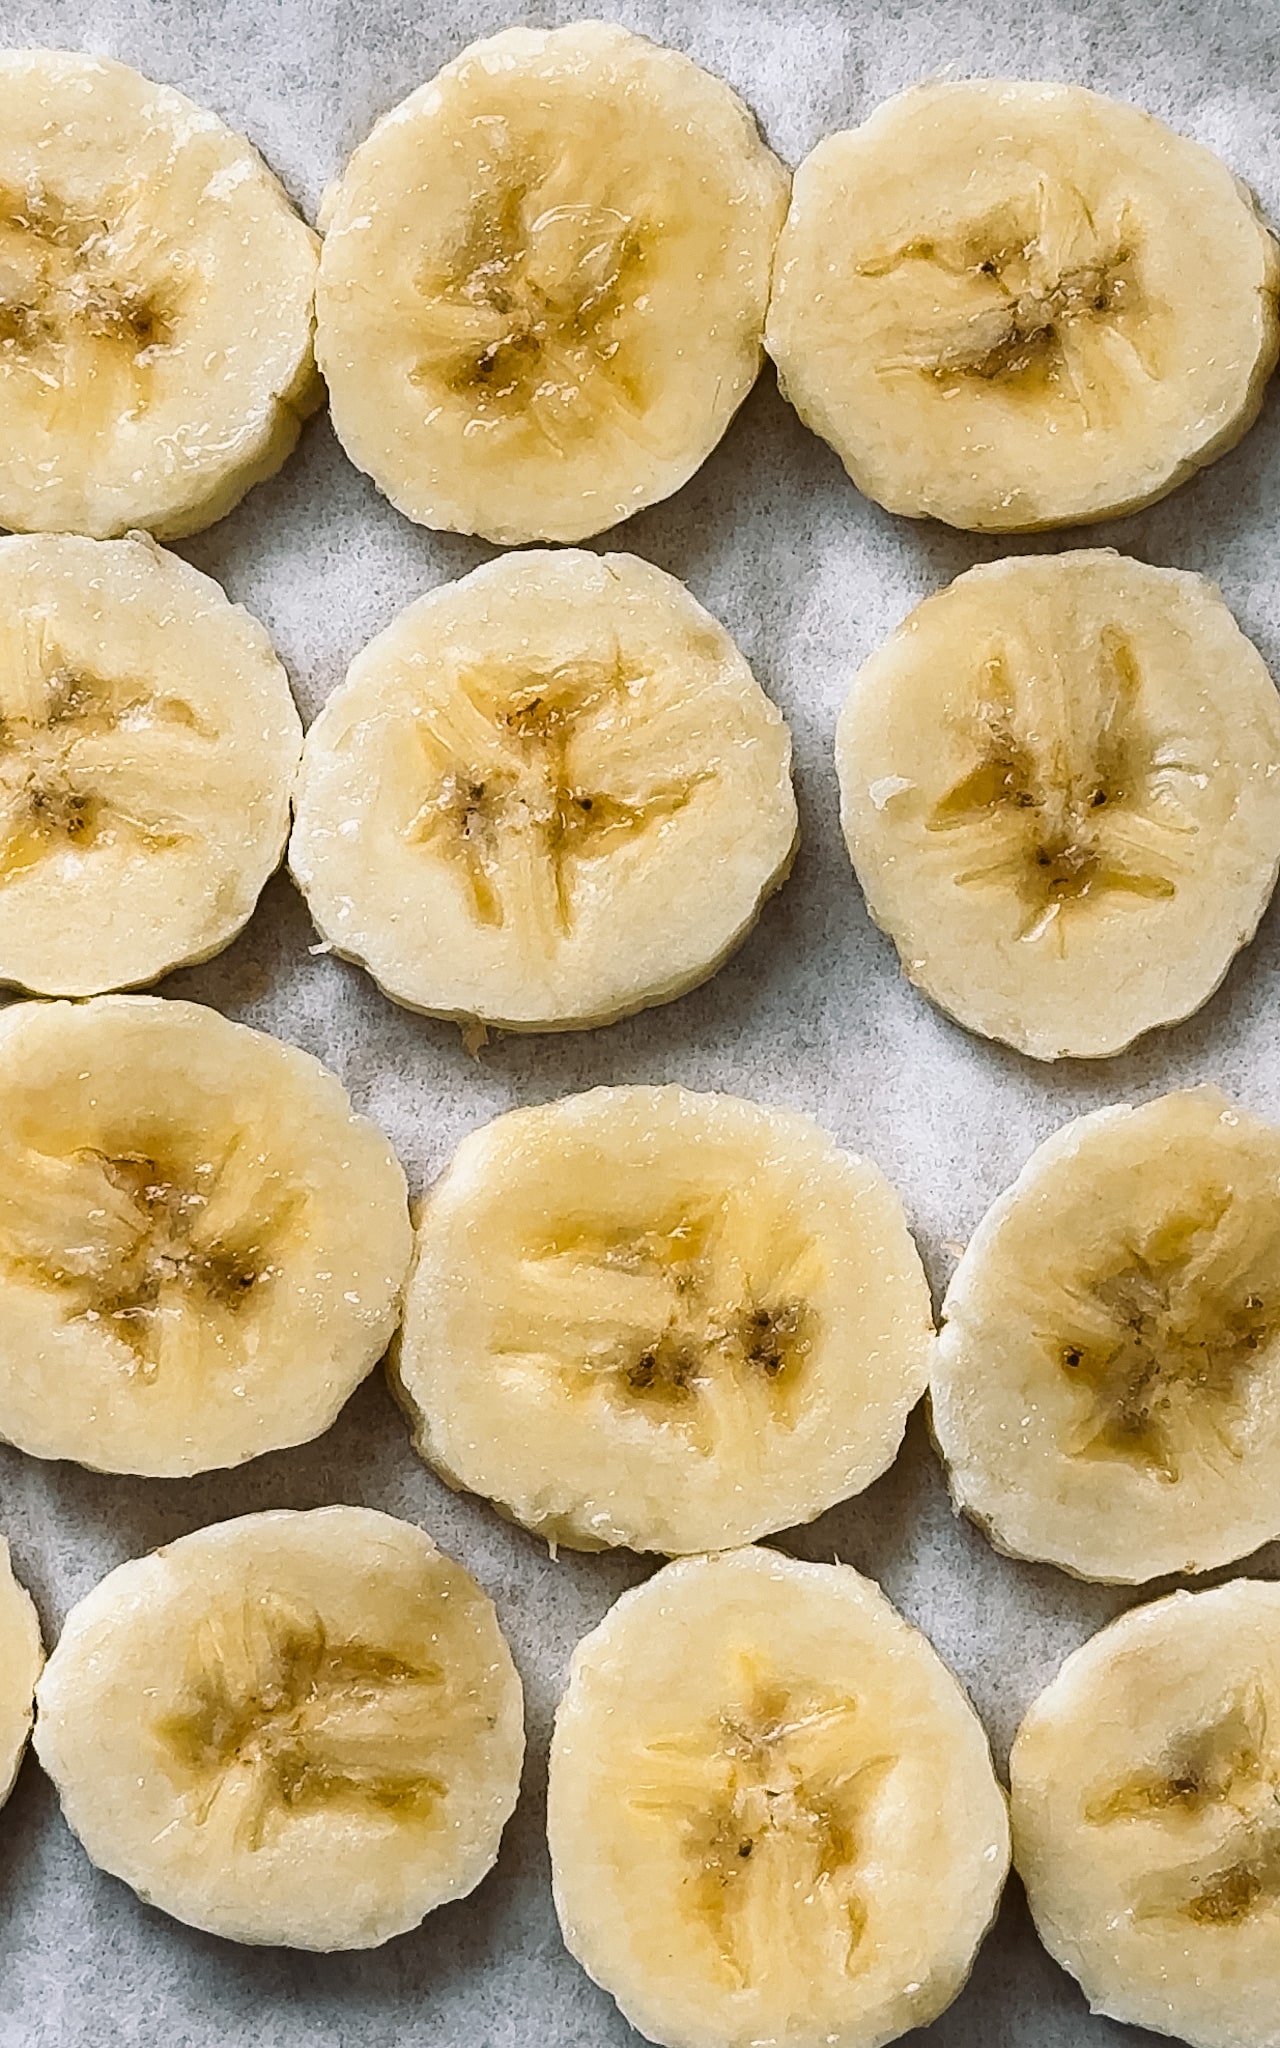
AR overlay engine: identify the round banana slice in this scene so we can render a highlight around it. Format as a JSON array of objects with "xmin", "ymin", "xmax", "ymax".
[
  {"xmin": 34, "ymin": 1507, "xmax": 524, "ymax": 1949},
  {"xmin": 837, "ymin": 551, "xmax": 1280, "ymax": 1061},
  {"xmin": 549, "ymin": 1547, "xmax": 1009, "ymax": 2048},
  {"xmin": 0, "ymin": 1535, "xmax": 42, "ymax": 1812},
  {"xmin": 766, "ymin": 80, "xmax": 1280, "ymax": 531},
  {"xmin": 0, "ymin": 533, "xmax": 302, "ymax": 998},
  {"xmin": 315, "ymin": 22, "xmax": 788, "ymax": 545},
  {"xmin": 0, "ymin": 996, "xmax": 411, "ymax": 1477},
  {"xmin": 0, "ymin": 50, "xmax": 320, "ymax": 540},
  {"xmin": 394, "ymin": 1086, "xmax": 933, "ymax": 1555},
  {"xmin": 933, "ymin": 1087, "xmax": 1280, "ymax": 1584},
  {"xmin": 1012, "ymin": 1579, "xmax": 1280, "ymax": 2048},
  {"xmin": 289, "ymin": 551, "xmax": 798, "ymax": 1033}
]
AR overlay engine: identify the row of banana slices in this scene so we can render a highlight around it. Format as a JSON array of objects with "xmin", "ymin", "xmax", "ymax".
[
  {"xmin": 7, "ymin": 532, "xmax": 1280, "ymax": 1062},
  {"xmin": 2, "ymin": 1513, "xmax": 1277, "ymax": 2048},
  {"xmin": 3, "ymin": 991, "xmax": 1279, "ymax": 1586},
  {"xmin": 0, "ymin": 29, "xmax": 1275, "ymax": 545}
]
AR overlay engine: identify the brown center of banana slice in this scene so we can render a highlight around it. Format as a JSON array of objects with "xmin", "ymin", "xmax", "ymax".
[
  {"xmin": 1, "ymin": 1137, "xmax": 306, "ymax": 1382},
  {"xmin": 0, "ymin": 622, "xmax": 208, "ymax": 882},
  {"xmin": 414, "ymin": 173, "xmax": 647, "ymax": 439},
  {"xmin": 1086, "ymin": 1684, "xmax": 1280, "ymax": 1928},
  {"xmin": 1050, "ymin": 1193, "xmax": 1280, "ymax": 1484},
  {"xmin": 158, "ymin": 1596, "xmax": 447, "ymax": 1851},
  {"xmin": 0, "ymin": 179, "xmax": 185, "ymax": 415},
  {"xmin": 631, "ymin": 1657, "xmax": 893, "ymax": 1985},
  {"xmin": 405, "ymin": 659, "xmax": 709, "ymax": 938},
  {"xmin": 500, "ymin": 1201, "xmax": 820, "ymax": 1454},
  {"xmin": 927, "ymin": 627, "xmax": 1193, "ymax": 945}
]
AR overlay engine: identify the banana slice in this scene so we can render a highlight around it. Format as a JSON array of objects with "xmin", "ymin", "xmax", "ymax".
[
  {"xmin": 932, "ymin": 1087, "xmax": 1280, "ymax": 1583},
  {"xmin": 315, "ymin": 22, "xmax": 788, "ymax": 544},
  {"xmin": 0, "ymin": 1536, "xmax": 42, "ymax": 1812},
  {"xmin": 548, "ymin": 1547, "xmax": 1009, "ymax": 2048},
  {"xmin": 837, "ymin": 551, "xmax": 1280, "ymax": 1061},
  {"xmin": 0, "ymin": 996, "xmax": 411, "ymax": 1476},
  {"xmin": 34, "ymin": 1507, "xmax": 524, "ymax": 1949},
  {"xmin": 765, "ymin": 80, "xmax": 1280, "ymax": 531},
  {"xmin": 1011, "ymin": 1579, "xmax": 1280, "ymax": 2048},
  {"xmin": 393, "ymin": 1086, "xmax": 933, "ymax": 1555},
  {"xmin": 0, "ymin": 532, "xmax": 302, "ymax": 998},
  {"xmin": 289, "ymin": 550, "xmax": 798, "ymax": 1033},
  {"xmin": 0, "ymin": 50, "xmax": 320, "ymax": 540}
]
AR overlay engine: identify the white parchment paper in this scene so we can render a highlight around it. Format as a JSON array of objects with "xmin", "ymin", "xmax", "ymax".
[{"xmin": 3, "ymin": 0, "xmax": 1280, "ymax": 2039}]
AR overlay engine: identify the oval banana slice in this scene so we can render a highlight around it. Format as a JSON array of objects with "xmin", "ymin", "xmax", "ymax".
[
  {"xmin": 549, "ymin": 1547, "xmax": 1009, "ymax": 2048},
  {"xmin": 0, "ymin": 1535, "xmax": 42, "ymax": 1812},
  {"xmin": 766, "ymin": 80, "xmax": 1280, "ymax": 531},
  {"xmin": 837, "ymin": 551, "xmax": 1280, "ymax": 1061},
  {"xmin": 933, "ymin": 1088, "xmax": 1280, "ymax": 1583},
  {"xmin": 0, "ymin": 533, "xmax": 302, "ymax": 998},
  {"xmin": 315, "ymin": 22, "xmax": 788, "ymax": 544},
  {"xmin": 394, "ymin": 1086, "xmax": 933, "ymax": 1555},
  {"xmin": 0, "ymin": 996, "xmax": 411, "ymax": 1477},
  {"xmin": 34, "ymin": 1507, "xmax": 524, "ymax": 1949},
  {"xmin": 1012, "ymin": 1579, "xmax": 1280, "ymax": 2048},
  {"xmin": 289, "ymin": 551, "xmax": 798, "ymax": 1033},
  {"xmin": 0, "ymin": 50, "xmax": 320, "ymax": 540}
]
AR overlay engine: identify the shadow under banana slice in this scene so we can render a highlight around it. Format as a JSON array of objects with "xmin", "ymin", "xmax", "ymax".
[
  {"xmin": 837, "ymin": 549, "xmax": 1280, "ymax": 1061},
  {"xmin": 932, "ymin": 1086, "xmax": 1280, "ymax": 1583},
  {"xmin": 1012, "ymin": 1579, "xmax": 1280, "ymax": 2048},
  {"xmin": 315, "ymin": 21, "xmax": 789, "ymax": 545},
  {"xmin": 766, "ymin": 79, "xmax": 1280, "ymax": 531},
  {"xmin": 33, "ymin": 1508, "xmax": 523, "ymax": 1950}
]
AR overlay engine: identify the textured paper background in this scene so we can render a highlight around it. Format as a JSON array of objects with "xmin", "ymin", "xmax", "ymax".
[{"xmin": 1, "ymin": 0, "xmax": 1279, "ymax": 2040}]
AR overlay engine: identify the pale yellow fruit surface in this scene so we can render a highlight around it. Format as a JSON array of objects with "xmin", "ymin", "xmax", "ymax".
[
  {"xmin": 1013, "ymin": 1579, "xmax": 1280, "ymax": 2048},
  {"xmin": 34, "ymin": 1507, "xmax": 524, "ymax": 1949},
  {"xmin": 289, "ymin": 550, "xmax": 797, "ymax": 1032},
  {"xmin": 766, "ymin": 80, "xmax": 1279, "ymax": 531},
  {"xmin": 933, "ymin": 1088, "xmax": 1280, "ymax": 1582},
  {"xmin": 0, "ymin": 533, "xmax": 302, "ymax": 997},
  {"xmin": 395, "ymin": 1086, "xmax": 933, "ymax": 1555},
  {"xmin": 549, "ymin": 1547, "xmax": 1009, "ymax": 2048},
  {"xmin": 0, "ymin": 50, "xmax": 320, "ymax": 539},
  {"xmin": 0, "ymin": 996, "xmax": 411, "ymax": 1476},
  {"xmin": 0, "ymin": 1535, "xmax": 41, "ymax": 1811},
  {"xmin": 315, "ymin": 21, "xmax": 788, "ymax": 544},
  {"xmin": 837, "ymin": 551, "xmax": 1280, "ymax": 1060}
]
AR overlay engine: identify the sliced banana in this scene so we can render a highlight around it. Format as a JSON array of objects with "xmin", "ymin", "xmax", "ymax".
[
  {"xmin": 0, "ymin": 996, "xmax": 411, "ymax": 1476},
  {"xmin": 1012, "ymin": 1579, "xmax": 1280, "ymax": 2048},
  {"xmin": 0, "ymin": 50, "xmax": 320, "ymax": 539},
  {"xmin": 0, "ymin": 1535, "xmax": 42, "ymax": 1811},
  {"xmin": 34, "ymin": 1507, "xmax": 524, "ymax": 1949},
  {"xmin": 933, "ymin": 1088, "xmax": 1280, "ymax": 1583},
  {"xmin": 394, "ymin": 1086, "xmax": 933, "ymax": 1555},
  {"xmin": 766, "ymin": 80, "xmax": 1280, "ymax": 530},
  {"xmin": 837, "ymin": 551, "xmax": 1280, "ymax": 1061},
  {"xmin": 315, "ymin": 21, "xmax": 788, "ymax": 545},
  {"xmin": 289, "ymin": 550, "xmax": 798, "ymax": 1033},
  {"xmin": 0, "ymin": 533, "xmax": 302, "ymax": 997},
  {"xmin": 549, "ymin": 1547, "xmax": 1009, "ymax": 2048}
]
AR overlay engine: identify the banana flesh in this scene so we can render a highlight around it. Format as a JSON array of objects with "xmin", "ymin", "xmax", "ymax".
[
  {"xmin": 33, "ymin": 1507, "xmax": 524, "ymax": 1949},
  {"xmin": 933, "ymin": 1088, "xmax": 1280, "ymax": 1582},
  {"xmin": 0, "ymin": 1535, "xmax": 41, "ymax": 1813},
  {"xmin": 394, "ymin": 1086, "xmax": 933, "ymax": 1555},
  {"xmin": 0, "ymin": 532, "xmax": 302, "ymax": 997},
  {"xmin": 289, "ymin": 550, "xmax": 798, "ymax": 1033},
  {"xmin": 837, "ymin": 550, "xmax": 1280, "ymax": 1060},
  {"xmin": 1013, "ymin": 1579, "xmax": 1280, "ymax": 2048},
  {"xmin": 0, "ymin": 996, "xmax": 412, "ymax": 1476},
  {"xmin": 548, "ymin": 1547, "xmax": 1009, "ymax": 2048},
  {"xmin": 766, "ymin": 80, "xmax": 1280, "ymax": 530},
  {"xmin": 0, "ymin": 50, "xmax": 320, "ymax": 539},
  {"xmin": 315, "ymin": 22, "xmax": 788, "ymax": 544}
]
